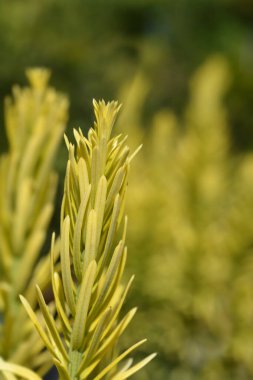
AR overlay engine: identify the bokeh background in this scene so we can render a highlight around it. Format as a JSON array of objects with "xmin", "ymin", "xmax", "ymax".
[{"xmin": 0, "ymin": 1, "xmax": 253, "ymax": 379}]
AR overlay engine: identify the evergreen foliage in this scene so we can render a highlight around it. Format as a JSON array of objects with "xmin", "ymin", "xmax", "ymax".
[
  {"xmin": 121, "ymin": 56, "xmax": 253, "ymax": 379},
  {"xmin": 0, "ymin": 69, "xmax": 68, "ymax": 376},
  {"xmin": 0, "ymin": 72, "xmax": 154, "ymax": 379},
  {"xmin": 21, "ymin": 100, "xmax": 155, "ymax": 380}
]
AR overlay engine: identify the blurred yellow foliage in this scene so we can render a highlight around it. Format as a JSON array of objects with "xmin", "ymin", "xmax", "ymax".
[
  {"xmin": 119, "ymin": 56, "xmax": 253, "ymax": 379},
  {"xmin": 0, "ymin": 69, "xmax": 68, "ymax": 375}
]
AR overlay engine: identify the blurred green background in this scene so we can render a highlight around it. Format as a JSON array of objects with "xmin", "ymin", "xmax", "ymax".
[{"xmin": 0, "ymin": 0, "xmax": 253, "ymax": 379}]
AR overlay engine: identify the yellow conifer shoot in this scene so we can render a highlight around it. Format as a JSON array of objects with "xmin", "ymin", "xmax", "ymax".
[
  {"xmin": 20, "ymin": 100, "xmax": 155, "ymax": 380},
  {"xmin": 0, "ymin": 69, "xmax": 68, "ymax": 377}
]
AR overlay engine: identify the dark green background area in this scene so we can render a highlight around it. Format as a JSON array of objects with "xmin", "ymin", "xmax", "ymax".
[{"xmin": 0, "ymin": 0, "xmax": 252, "ymax": 152}]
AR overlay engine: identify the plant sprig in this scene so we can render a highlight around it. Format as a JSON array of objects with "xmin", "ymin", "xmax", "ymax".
[
  {"xmin": 21, "ymin": 100, "xmax": 155, "ymax": 380},
  {"xmin": 0, "ymin": 69, "xmax": 68, "ymax": 376}
]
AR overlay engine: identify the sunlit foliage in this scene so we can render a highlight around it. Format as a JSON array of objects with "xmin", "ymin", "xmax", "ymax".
[
  {"xmin": 121, "ymin": 56, "xmax": 253, "ymax": 380},
  {"xmin": 0, "ymin": 70, "xmax": 68, "ymax": 377},
  {"xmin": 20, "ymin": 100, "xmax": 155, "ymax": 380}
]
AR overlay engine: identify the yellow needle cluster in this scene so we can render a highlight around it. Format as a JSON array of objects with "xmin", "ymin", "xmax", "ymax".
[
  {"xmin": 0, "ymin": 69, "xmax": 68, "ymax": 376},
  {"xmin": 20, "ymin": 100, "xmax": 155, "ymax": 379}
]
